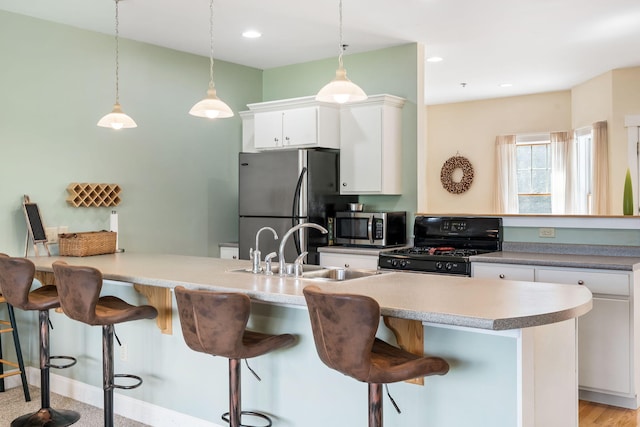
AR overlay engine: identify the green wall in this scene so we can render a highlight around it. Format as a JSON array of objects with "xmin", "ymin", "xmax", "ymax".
[
  {"xmin": 0, "ymin": 11, "xmax": 419, "ymax": 257},
  {"xmin": 0, "ymin": 10, "xmax": 262, "ymax": 258},
  {"xmin": 263, "ymin": 43, "xmax": 420, "ymax": 218}
]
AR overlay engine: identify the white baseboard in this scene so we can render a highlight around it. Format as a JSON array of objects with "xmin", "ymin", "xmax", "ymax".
[{"xmin": 11, "ymin": 367, "xmax": 223, "ymax": 427}]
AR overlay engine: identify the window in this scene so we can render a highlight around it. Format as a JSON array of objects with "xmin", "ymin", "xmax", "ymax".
[
  {"xmin": 516, "ymin": 135, "xmax": 551, "ymax": 214},
  {"xmin": 574, "ymin": 128, "xmax": 593, "ymax": 214},
  {"xmin": 496, "ymin": 123, "xmax": 606, "ymax": 215}
]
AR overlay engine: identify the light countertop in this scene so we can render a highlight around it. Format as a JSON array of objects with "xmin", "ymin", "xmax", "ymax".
[
  {"xmin": 30, "ymin": 252, "xmax": 592, "ymax": 331},
  {"xmin": 471, "ymin": 250, "xmax": 640, "ymax": 271}
]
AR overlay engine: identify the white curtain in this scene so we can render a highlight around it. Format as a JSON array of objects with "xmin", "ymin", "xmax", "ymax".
[
  {"xmin": 592, "ymin": 121, "xmax": 609, "ymax": 215},
  {"xmin": 494, "ymin": 135, "xmax": 518, "ymax": 213},
  {"xmin": 550, "ymin": 131, "xmax": 575, "ymax": 214}
]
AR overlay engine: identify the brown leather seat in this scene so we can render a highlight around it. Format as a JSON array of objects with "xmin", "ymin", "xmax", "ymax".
[
  {"xmin": 52, "ymin": 261, "xmax": 157, "ymax": 326},
  {"xmin": 0, "ymin": 254, "xmax": 80, "ymax": 427},
  {"xmin": 0, "ymin": 254, "xmax": 59, "ymax": 312},
  {"xmin": 175, "ymin": 286, "xmax": 295, "ymax": 427},
  {"xmin": 303, "ymin": 285, "xmax": 449, "ymax": 427},
  {"xmin": 52, "ymin": 261, "xmax": 157, "ymax": 427}
]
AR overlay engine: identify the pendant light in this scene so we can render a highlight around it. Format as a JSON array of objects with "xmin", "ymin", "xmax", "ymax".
[
  {"xmin": 98, "ymin": 0, "xmax": 137, "ymax": 130},
  {"xmin": 316, "ymin": 0, "xmax": 367, "ymax": 104},
  {"xmin": 189, "ymin": 0, "xmax": 234, "ymax": 119}
]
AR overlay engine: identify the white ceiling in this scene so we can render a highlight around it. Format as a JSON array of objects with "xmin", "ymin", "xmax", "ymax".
[{"xmin": 2, "ymin": 0, "xmax": 640, "ymax": 105}]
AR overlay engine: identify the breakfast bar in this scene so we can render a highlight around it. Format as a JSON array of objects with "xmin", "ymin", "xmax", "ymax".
[{"xmin": 22, "ymin": 252, "xmax": 592, "ymax": 427}]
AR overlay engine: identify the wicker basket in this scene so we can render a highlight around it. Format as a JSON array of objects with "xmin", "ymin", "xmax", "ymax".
[{"xmin": 58, "ymin": 231, "xmax": 117, "ymax": 257}]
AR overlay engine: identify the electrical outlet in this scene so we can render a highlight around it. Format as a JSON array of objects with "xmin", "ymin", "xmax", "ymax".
[
  {"xmin": 120, "ymin": 343, "xmax": 128, "ymax": 361},
  {"xmin": 538, "ymin": 227, "xmax": 555, "ymax": 238},
  {"xmin": 45, "ymin": 227, "xmax": 58, "ymax": 243}
]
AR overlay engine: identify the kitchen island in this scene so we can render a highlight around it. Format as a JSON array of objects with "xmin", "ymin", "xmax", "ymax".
[{"xmin": 25, "ymin": 253, "xmax": 591, "ymax": 427}]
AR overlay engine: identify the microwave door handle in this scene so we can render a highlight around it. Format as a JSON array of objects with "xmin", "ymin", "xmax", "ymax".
[{"xmin": 368, "ymin": 215, "xmax": 374, "ymax": 244}]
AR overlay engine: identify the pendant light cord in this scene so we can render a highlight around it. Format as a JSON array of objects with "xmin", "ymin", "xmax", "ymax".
[
  {"xmin": 338, "ymin": 0, "xmax": 344, "ymax": 69},
  {"xmin": 114, "ymin": 0, "xmax": 120, "ymax": 105},
  {"xmin": 208, "ymin": 0, "xmax": 215, "ymax": 90}
]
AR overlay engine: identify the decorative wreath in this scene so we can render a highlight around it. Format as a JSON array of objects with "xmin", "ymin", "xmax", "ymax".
[{"xmin": 440, "ymin": 155, "xmax": 474, "ymax": 194}]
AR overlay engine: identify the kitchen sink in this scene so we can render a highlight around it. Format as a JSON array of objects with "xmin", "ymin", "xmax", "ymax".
[
  {"xmin": 229, "ymin": 264, "xmax": 326, "ymax": 275},
  {"xmin": 229, "ymin": 265, "xmax": 384, "ymax": 282},
  {"xmin": 300, "ymin": 268, "xmax": 383, "ymax": 281}
]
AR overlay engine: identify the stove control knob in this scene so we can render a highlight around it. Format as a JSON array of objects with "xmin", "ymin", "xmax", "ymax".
[
  {"xmin": 399, "ymin": 260, "xmax": 407, "ymax": 268},
  {"xmin": 435, "ymin": 262, "xmax": 443, "ymax": 270},
  {"xmin": 445, "ymin": 262, "xmax": 453, "ymax": 270},
  {"xmin": 390, "ymin": 259, "xmax": 399, "ymax": 267}
]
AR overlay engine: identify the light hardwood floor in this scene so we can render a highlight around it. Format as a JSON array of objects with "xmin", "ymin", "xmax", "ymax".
[{"xmin": 580, "ymin": 400, "xmax": 640, "ymax": 426}]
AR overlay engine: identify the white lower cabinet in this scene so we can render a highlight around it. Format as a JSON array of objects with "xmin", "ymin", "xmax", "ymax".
[
  {"xmin": 319, "ymin": 252, "xmax": 379, "ymax": 270},
  {"xmin": 219, "ymin": 246, "xmax": 239, "ymax": 260},
  {"xmin": 578, "ymin": 297, "xmax": 631, "ymax": 393},
  {"xmin": 536, "ymin": 268, "xmax": 632, "ymax": 397},
  {"xmin": 471, "ymin": 263, "xmax": 535, "ymax": 281},
  {"xmin": 473, "ymin": 262, "xmax": 638, "ymax": 408}
]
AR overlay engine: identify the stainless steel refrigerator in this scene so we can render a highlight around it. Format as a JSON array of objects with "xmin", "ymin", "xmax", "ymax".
[{"xmin": 239, "ymin": 149, "xmax": 356, "ymax": 265}]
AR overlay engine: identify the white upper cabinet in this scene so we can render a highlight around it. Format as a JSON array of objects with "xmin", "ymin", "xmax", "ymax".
[
  {"xmin": 240, "ymin": 94, "xmax": 405, "ymax": 195},
  {"xmin": 244, "ymin": 97, "xmax": 340, "ymax": 151},
  {"xmin": 339, "ymin": 94, "xmax": 405, "ymax": 195}
]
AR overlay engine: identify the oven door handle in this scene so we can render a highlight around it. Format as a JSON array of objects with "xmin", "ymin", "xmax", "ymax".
[{"xmin": 368, "ymin": 215, "xmax": 374, "ymax": 244}]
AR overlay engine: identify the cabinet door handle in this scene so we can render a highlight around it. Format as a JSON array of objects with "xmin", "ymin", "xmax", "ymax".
[
  {"xmin": 342, "ymin": 182, "xmax": 347, "ymax": 187},
  {"xmin": 344, "ymin": 263, "xmax": 350, "ymax": 268},
  {"xmin": 499, "ymin": 274, "xmax": 505, "ymax": 279},
  {"xmin": 578, "ymin": 280, "xmax": 584, "ymax": 285}
]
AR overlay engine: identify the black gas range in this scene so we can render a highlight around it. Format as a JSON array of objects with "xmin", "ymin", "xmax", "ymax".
[{"xmin": 378, "ymin": 216, "xmax": 502, "ymax": 276}]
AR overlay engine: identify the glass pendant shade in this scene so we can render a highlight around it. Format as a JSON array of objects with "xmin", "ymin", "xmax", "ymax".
[
  {"xmin": 98, "ymin": 0, "xmax": 136, "ymax": 130},
  {"xmin": 316, "ymin": 0, "xmax": 367, "ymax": 104},
  {"xmin": 190, "ymin": 0, "xmax": 233, "ymax": 119},
  {"xmin": 316, "ymin": 66, "xmax": 367, "ymax": 104},
  {"xmin": 97, "ymin": 103, "xmax": 137, "ymax": 130},
  {"xmin": 189, "ymin": 87, "xmax": 234, "ymax": 119}
]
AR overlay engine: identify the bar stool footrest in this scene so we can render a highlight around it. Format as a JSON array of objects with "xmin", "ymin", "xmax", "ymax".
[
  {"xmin": 11, "ymin": 407, "xmax": 81, "ymax": 427},
  {"xmin": 221, "ymin": 410, "xmax": 273, "ymax": 427},
  {"xmin": 113, "ymin": 373, "xmax": 143, "ymax": 390},
  {"xmin": 48, "ymin": 355, "xmax": 77, "ymax": 370}
]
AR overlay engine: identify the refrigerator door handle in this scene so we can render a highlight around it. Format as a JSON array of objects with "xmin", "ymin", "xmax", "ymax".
[{"xmin": 292, "ymin": 167, "xmax": 307, "ymax": 255}]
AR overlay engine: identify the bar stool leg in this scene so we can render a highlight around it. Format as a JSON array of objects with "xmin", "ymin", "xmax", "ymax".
[
  {"xmin": 0, "ymin": 320, "xmax": 4, "ymax": 392},
  {"xmin": 368, "ymin": 383, "xmax": 383, "ymax": 427},
  {"xmin": 229, "ymin": 358, "xmax": 241, "ymax": 427},
  {"xmin": 11, "ymin": 310, "xmax": 80, "ymax": 427},
  {"xmin": 8, "ymin": 305, "xmax": 31, "ymax": 401},
  {"xmin": 40, "ymin": 310, "xmax": 51, "ymax": 410},
  {"xmin": 103, "ymin": 324, "xmax": 115, "ymax": 427},
  {"xmin": 221, "ymin": 358, "xmax": 273, "ymax": 427}
]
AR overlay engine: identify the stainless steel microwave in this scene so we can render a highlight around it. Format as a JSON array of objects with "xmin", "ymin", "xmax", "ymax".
[{"xmin": 333, "ymin": 211, "xmax": 406, "ymax": 247}]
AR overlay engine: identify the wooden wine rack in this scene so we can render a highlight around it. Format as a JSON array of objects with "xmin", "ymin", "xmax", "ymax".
[{"xmin": 66, "ymin": 183, "xmax": 122, "ymax": 207}]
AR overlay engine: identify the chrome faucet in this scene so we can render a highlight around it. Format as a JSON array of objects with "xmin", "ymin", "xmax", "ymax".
[
  {"xmin": 293, "ymin": 251, "xmax": 308, "ymax": 277},
  {"xmin": 250, "ymin": 227, "xmax": 278, "ymax": 274},
  {"xmin": 278, "ymin": 223, "xmax": 328, "ymax": 276},
  {"xmin": 264, "ymin": 252, "xmax": 277, "ymax": 275}
]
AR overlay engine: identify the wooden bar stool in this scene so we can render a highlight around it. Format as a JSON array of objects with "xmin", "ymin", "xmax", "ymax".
[
  {"xmin": 175, "ymin": 286, "xmax": 296, "ymax": 427},
  {"xmin": 0, "ymin": 293, "xmax": 31, "ymax": 402},
  {"xmin": 52, "ymin": 261, "xmax": 157, "ymax": 427},
  {"xmin": 303, "ymin": 285, "xmax": 450, "ymax": 427},
  {"xmin": 0, "ymin": 254, "xmax": 80, "ymax": 427}
]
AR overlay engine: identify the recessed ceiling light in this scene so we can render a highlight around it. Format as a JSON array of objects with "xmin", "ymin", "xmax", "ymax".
[
  {"xmin": 500, "ymin": 83, "xmax": 513, "ymax": 88},
  {"xmin": 242, "ymin": 30, "xmax": 262, "ymax": 39},
  {"xmin": 426, "ymin": 56, "xmax": 443, "ymax": 63}
]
